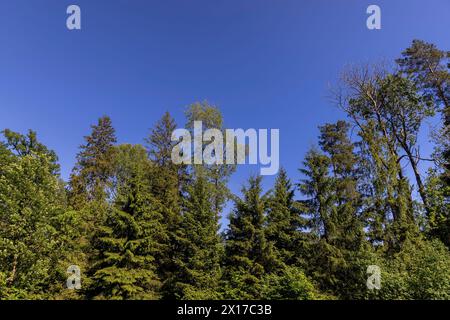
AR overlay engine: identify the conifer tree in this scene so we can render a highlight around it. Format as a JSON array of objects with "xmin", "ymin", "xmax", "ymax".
[
  {"xmin": 265, "ymin": 168, "xmax": 307, "ymax": 266},
  {"xmin": 224, "ymin": 176, "xmax": 281, "ymax": 299},
  {"xmin": 88, "ymin": 144, "xmax": 165, "ymax": 299},
  {"xmin": 298, "ymin": 122, "xmax": 368, "ymax": 297},
  {"xmin": 172, "ymin": 173, "xmax": 223, "ymax": 299},
  {"xmin": 396, "ymin": 40, "xmax": 449, "ymax": 120},
  {"xmin": 298, "ymin": 148, "xmax": 341, "ymax": 292},
  {"xmin": 317, "ymin": 121, "xmax": 364, "ymax": 251},
  {"xmin": 67, "ymin": 116, "xmax": 118, "ymax": 296},
  {"xmin": 145, "ymin": 112, "xmax": 185, "ymax": 298},
  {"xmin": 69, "ymin": 116, "xmax": 117, "ymax": 209},
  {"xmin": 146, "ymin": 111, "xmax": 185, "ymax": 212}
]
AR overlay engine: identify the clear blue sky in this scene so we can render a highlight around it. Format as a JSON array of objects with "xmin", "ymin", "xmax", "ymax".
[{"xmin": 0, "ymin": 1, "xmax": 449, "ymax": 221}]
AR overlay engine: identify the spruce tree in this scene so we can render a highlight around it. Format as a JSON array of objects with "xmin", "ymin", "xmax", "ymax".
[
  {"xmin": 69, "ymin": 116, "xmax": 117, "ymax": 209},
  {"xmin": 317, "ymin": 121, "xmax": 364, "ymax": 251},
  {"xmin": 172, "ymin": 173, "xmax": 223, "ymax": 299},
  {"xmin": 88, "ymin": 144, "xmax": 165, "ymax": 299},
  {"xmin": 145, "ymin": 112, "xmax": 184, "ymax": 224},
  {"xmin": 145, "ymin": 112, "xmax": 185, "ymax": 298},
  {"xmin": 298, "ymin": 148, "xmax": 341, "ymax": 291},
  {"xmin": 298, "ymin": 122, "xmax": 368, "ymax": 297},
  {"xmin": 265, "ymin": 168, "xmax": 307, "ymax": 266},
  {"xmin": 224, "ymin": 176, "xmax": 280, "ymax": 299}
]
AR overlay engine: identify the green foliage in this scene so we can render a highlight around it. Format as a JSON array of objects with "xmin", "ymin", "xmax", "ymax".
[
  {"xmin": 185, "ymin": 101, "xmax": 236, "ymax": 216},
  {"xmin": 298, "ymin": 121, "xmax": 369, "ymax": 297},
  {"xmin": 145, "ymin": 112, "xmax": 185, "ymax": 298},
  {"xmin": 69, "ymin": 116, "xmax": 117, "ymax": 208},
  {"xmin": 1, "ymin": 129, "xmax": 60, "ymax": 174},
  {"xmin": 397, "ymin": 40, "xmax": 450, "ymax": 248},
  {"xmin": 223, "ymin": 176, "xmax": 282, "ymax": 299},
  {"xmin": 88, "ymin": 144, "xmax": 166, "ymax": 300},
  {"xmin": 65, "ymin": 116, "xmax": 119, "ymax": 298},
  {"xmin": 266, "ymin": 168, "xmax": 309, "ymax": 268},
  {"xmin": 425, "ymin": 169, "xmax": 450, "ymax": 246},
  {"xmin": 0, "ymin": 131, "xmax": 78, "ymax": 299},
  {"xmin": 1, "ymin": 40, "xmax": 450, "ymax": 301},
  {"xmin": 375, "ymin": 239, "xmax": 450, "ymax": 300},
  {"xmin": 396, "ymin": 39, "xmax": 449, "ymax": 112},
  {"xmin": 171, "ymin": 173, "xmax": 223, "ymax": 300},
  {"xmin": 339, "ymin": 66, "xmax": 422, "ymax": 251},
  {"xmin": 261, "ymin": 266, "xmax": 316, "ymax": 300}
]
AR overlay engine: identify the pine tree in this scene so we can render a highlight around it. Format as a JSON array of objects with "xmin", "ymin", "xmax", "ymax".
[
  {"xmin": 145, "ymin": 112, "xmax": 185, "ymax": 298},
  {"xmin": 317, "ymin": 121, "xmax": 364, "ymax": 252},
  {"xmin": 70, "ymin": 115, "xmax": 117, "ymax": 225},
  {"xmin": 145, "ymin": 112, "xmax": 184, "ymax": 224},
  {"xmin": 298, "ymin": 148, "xmax": 332, "ymax": 240},
  {"xmin": 298, "ymin": 148, "xmax": 341, "ymax": 291},
  {"xmin": 69, "ymin": 116, "xmax": 117, "ymax": 209},
  {"xmin": 88, "ymin": 144, "xmax": 165, "ymax": 299},
  {"xmin": 67, "ymin": 116, "xmax": 118, "ymax": 297},
  {"xmin": 223, "ymin": 176, "xmax": 281, "ymax": 299},
  {"xmin": 265, "ymin": 168, "xmax": 307, "ymax": 266},
  {"xmin": 396, "ymin": 40, "xmax": 449, "ymax": 119},
  {"xmin": 298, "ymin": 122, "xmax": 368, "ymax": 297},
  {"xmin": 172, "ymin": 173, "xmax": 223, "ymax": 299}
]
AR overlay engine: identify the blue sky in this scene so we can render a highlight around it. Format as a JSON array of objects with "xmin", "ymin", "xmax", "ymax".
[{"xmin": 0, "ymin": 0, "xmax": 449, "ymax": 222}]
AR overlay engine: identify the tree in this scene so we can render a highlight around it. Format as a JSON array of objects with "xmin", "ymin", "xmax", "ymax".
[
  {"xmin": 265, "ymin": 168, "xmax": 307, "ymax": 266},
  {"xmin": 0, "ymin": 130, "xmax": 79, "ymax": 299},
  {"xmin": 318, "ymin": 121, "xmax": 365, "ymax": 249},
  {"xmin": 69, "ymin": 116, "xmax": 117, "ymax": 209},
  {"xmin": 374, "ymin": 239, "xmax": 450, "ymax": 300},
  {"xmin": 145, "ymin": 111, "xmax": 184, "ymax": 225},
  {"xmin": 397, "ymin": 40, "xmax": 450, "ymax": 246},
  {"xmin": 425, "ymin": 169, "xmax": 450, "ymax": 247},
  {"xmin": 65, "ymin": 116, "xmax": 118, "ymax": 297},
  {"xmin": 380, "ymin": 74, "xmax": 434, "ymax": 215},
  {"xmin": 396, "ymin": 40, "xmax": 449, "ymax": 121},
  {"xmin": 185, "ymin": 101, "xmax": 236, "ymax": 218},
  {"xmin": 1, "ymin": 129, "xmax": 60, "ymax": 174},
  {"xmin": 261, "ymin": 265, "xmax": 317, "ymax": 300},
  {"xmin": 335, "ymin": 66, "xmax": 420, "ymax": 251},
  {"xmin": 88, "ymin": 144, "xmax": 166, "ymax": 299},
  {"xmin": 171, "ymin": 173, "xmax": 223, "ymax": 299},
  {"xmin": 298, "ymin": 121, "xmax": 369, "ymax": 298},
  {"xmin": 223, "ymin": 176, "xmax": 281, "ymax": 299},
  {"xmin": 145, "ymin": 112, "xmax": 185, "ymax": 298}
]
